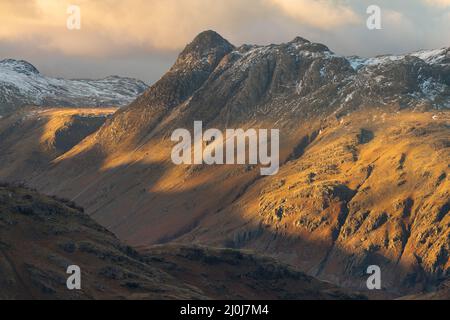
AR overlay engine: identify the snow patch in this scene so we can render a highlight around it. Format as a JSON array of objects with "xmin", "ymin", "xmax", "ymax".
[{"xmin": 0, "ymin": 59, "xmax": 148, "ymax": 108}]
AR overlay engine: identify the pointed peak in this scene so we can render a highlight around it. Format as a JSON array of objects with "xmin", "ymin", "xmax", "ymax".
[
  {"xmin": 181, "ymin": 30, "xmax": 234, "ymax": 58},
  {"xmin": 0, "ymin": 59, "xmax": 40, "ymax": 75},
  {"xmin": 287, "ymin": 37, "xmax": 331, "ymax": 54},
  {"xmin": 290, "ymin": 36, "xmax": 311, "ymax": 45},
  {"xmin": 192, "ymin": 30, "xmax": 232, "ymax": 47}
]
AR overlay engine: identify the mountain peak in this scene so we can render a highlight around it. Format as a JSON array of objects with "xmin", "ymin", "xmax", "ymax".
[
  {"xmin": 0, "ymin": 59, "xmax": 40, "ymax": 75},
  {"xmin": 180, "ymin": 30, "xmax": 234, "ymax": 58},
  {"xmin": 290, "ymin": 36, "xmax": 311, "ymax": 45},
  {"xmin": 0, "ymin": 59, "xmax": 147, "ymax": 114}
]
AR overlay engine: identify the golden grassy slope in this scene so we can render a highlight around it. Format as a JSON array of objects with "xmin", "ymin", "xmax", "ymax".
[{"xmin": 0, "ymin": 107, "xmax": 116, "ymax": 181}]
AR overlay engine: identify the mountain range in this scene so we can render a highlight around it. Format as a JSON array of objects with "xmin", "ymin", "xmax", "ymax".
[
  {"xmin": 0, "ymin": 59, "xmax": 148, "ymax": 115},
  {"xmin": 0, "ymin": 30, "xmax": 448, "ymax": 299}
]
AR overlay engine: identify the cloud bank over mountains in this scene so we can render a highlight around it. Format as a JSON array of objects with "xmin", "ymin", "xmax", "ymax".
[{"xmin": 1, "ymin": 0, "xmax": 449, "ymax": 83}]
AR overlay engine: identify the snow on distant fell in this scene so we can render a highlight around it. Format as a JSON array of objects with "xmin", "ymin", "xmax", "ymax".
[
  {"xmin": 346, "ymin": 47, "xmax": 449, "ymax": 71},
  {"xmin": 410, "ymin": 48, "xmax": 449, "ymax": 64},
  {"xmin": 0, "ymin": 59, "xmax": 148, "ymax": 114}
]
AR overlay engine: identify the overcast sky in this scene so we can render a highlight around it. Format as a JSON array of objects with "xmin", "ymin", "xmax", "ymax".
[{"xmin": 1, "ymin": 0, "xmax": 449, "ymax": 84}]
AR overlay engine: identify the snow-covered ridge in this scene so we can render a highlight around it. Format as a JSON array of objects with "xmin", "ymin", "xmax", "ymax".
[
  {"xmin": 410, "ymin": 48, "xmax": 449, "ymax": 64},
  {"xmin": 215, "ymin": 38, "xmax": 448, "ymax": 111},
  {"xmin": 0, "ymin": 59, "xmax": 148, "ymax": 114},
  {"xmin": 346, "ymin": 47, "xmax": 449, "ymax": 71},
  {"xmin": 229, "ymin": 38, "xmax": 448, "ymax": 76}
]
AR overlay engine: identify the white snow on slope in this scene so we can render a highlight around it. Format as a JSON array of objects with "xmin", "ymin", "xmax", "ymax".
[
  {"xmin": 346, "ymin": 47, "xmax": 449, "ymax": 71},
  {"xmin": 410, "ymin": 48, "xmax": 448, "ymax": 64},
  {"xmin": 0, "ymin": 59, "xmax": 148, "ymax": 108}
]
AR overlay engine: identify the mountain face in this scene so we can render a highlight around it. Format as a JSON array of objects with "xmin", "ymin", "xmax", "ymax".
[
  {"xmin": 0, "ymin": 184, "xmax": 362, "ymax": 300},
  {"xmin": 1, "ymin": 31, "xmax": 449, "ymax": 297},
  {"xmin": 0, "ymin": 59, "xmax": 148, "ymax": 115},
  {"xmin": 0, "ymin": 107, "xmax": 117, "ymax": 181}
]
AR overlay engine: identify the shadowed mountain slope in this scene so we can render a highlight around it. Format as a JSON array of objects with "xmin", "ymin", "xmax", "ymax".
[{"xmin": 0, "ymin": 184, "xmax": 363, "ymax": 300}]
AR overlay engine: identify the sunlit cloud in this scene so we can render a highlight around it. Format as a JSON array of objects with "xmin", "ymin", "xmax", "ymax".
[
  {"xmin": 266, "ymin": 0, "xmax": 360, "ymax": 29},
  {"xmin": 0, "ymin": 0, "xmax": 448, "ymax": 83},
  {"xmin": 423, "ymin": 0, "xmax": 450, "ymax": 7},
  {"xmin": 0, "ymin": 0, "xmax": 362, "ymax": 56}
]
